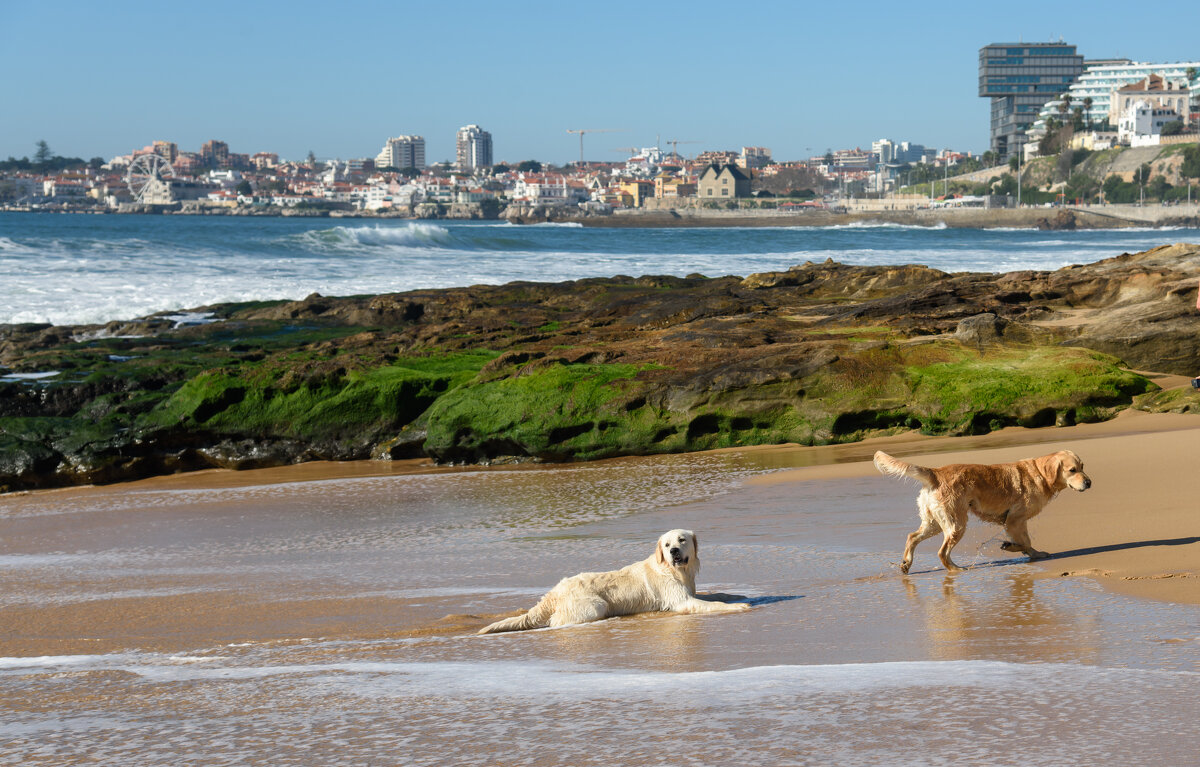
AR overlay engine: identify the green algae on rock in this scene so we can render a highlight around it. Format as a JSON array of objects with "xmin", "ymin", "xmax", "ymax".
[{"xmin": 2, "ymin": 244, "xmax": 1198, "ymax": 492}]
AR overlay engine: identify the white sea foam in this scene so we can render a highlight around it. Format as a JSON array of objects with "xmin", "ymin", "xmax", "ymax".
[
  {"xmin": 1, "ymin": 215, "xmax": 1195, "ymax": 325},
  {"xmin": 2, "ymin": 653, "xmax": 1187, "ymax": 697},
  {"xmin": 0, "ymin": 370, "xmax": 59, "ymax": 382}
]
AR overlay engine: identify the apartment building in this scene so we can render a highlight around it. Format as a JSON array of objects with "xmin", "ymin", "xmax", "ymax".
[
  {"xmin": 1028, "ymin": 60, "xmax": 1200, "ymax": 148},
  {"xmin": 739, "ymin": 146, "xmax": 772, "ymax": 169},
  {"xmin": 1108, "ymin": 73, "xmax": 1192, "ymax": 126},
  {"xmin": 375, "ymin": 135, "xmax": 426, "ymax": 171},
  {"xmin": 456, "ymin": 125, "xmax": 493, "ymax": 170}
]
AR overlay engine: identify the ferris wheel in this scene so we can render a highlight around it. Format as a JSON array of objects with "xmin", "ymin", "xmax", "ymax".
[{"xmin": 125, "ymin": 154, "xmax": 175, "ymax": 202}]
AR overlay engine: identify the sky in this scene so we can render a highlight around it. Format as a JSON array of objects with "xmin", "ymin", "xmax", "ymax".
[{"xmin": 2, "ymin": 0, "xmax": 1198, "ymax": 166}]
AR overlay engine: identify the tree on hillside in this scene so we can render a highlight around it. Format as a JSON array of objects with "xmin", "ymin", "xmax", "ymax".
[
  {"xmin": 1149, "ymin": 175, "xmax": 1171, "ymax": 200},
  {"xmin": 1082, "ymin": 97, "xmax": 1094, "ymax": 130},
  {"xmin": 1161, "ymin": 121, "xmax": 1185, "ymax": 136},
  {"xmin": 994, "ymin": 173, "xmax": 1018, "ymax": 196},
  {"xmin": 516, "ymin": 160, "xmax": 542, "ymax": 173},
  {"xmin": 34, "ymin": 140, "xmax": 53, "ymax": 166},
  {"xmin": 1071, "ymin": 107, "xmax": 1085, "ymax": 131},
  {"xmin": 235, "ymin": 180, "xmax": 253, "ymax": 196},
  {"xmin": 1180, "ymin": 145, "xmax": 1200, "ymax": 178}
]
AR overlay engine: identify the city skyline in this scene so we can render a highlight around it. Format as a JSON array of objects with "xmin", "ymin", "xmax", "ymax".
[{"xmin": 2, "ymin": 0, "xmax": 1198, "ymax": 165}]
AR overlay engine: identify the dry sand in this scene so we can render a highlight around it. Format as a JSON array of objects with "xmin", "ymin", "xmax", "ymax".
[{"xmin": 749, "ymin": 408, "xmax": 1200, "ymax": 604}]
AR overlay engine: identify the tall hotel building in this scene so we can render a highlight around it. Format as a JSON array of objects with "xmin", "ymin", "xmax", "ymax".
[
  {"xmin": 456, "ymin": 124, "xmax": 493, "ymax": 170},
  {"xmin": 979, "ymin": 42, "xmax": 1084, "ymax": 161},
  {"xmin": 375, "ymin": 135, "xmax": 426, "ymax": 170}
]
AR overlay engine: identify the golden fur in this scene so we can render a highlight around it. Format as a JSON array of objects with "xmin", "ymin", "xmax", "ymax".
[
  {"xmin": 873, "ymin": 450, "xmax": 1091, "ymax": 573},
  {"xmin": 478, "ymin": 529, "xmax": 750, "ymax": 634}
]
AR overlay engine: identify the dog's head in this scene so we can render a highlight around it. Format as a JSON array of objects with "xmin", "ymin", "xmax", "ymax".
[
  {"xmin": 655, "ymin": 529, "xmax": 698, "ymax": 570},
  {"xmin": 1040, "ymin": 450, "xmax": 1091, "ymax": 492}
]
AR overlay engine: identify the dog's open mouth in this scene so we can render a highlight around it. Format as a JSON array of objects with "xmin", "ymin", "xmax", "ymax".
[{"xmin": 671, "ymin": 554, "xmax": 689, "ymax": 566}]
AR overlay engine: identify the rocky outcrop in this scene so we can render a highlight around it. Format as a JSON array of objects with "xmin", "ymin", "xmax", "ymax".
[
  {"xmin": 1, "ymin": 243, "xmax": 1197, "ymax": 492},
  {"xmin": 1036, "ymin": 210, "xmax": 1077, "ymax": 230}
]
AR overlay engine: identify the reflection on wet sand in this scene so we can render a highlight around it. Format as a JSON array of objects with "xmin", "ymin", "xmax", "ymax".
[{"xmin": 903, "ymin": 570, "xmax": 1100, "ymax": 664}]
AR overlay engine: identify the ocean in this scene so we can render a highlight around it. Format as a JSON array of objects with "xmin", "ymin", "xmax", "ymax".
[
  {"xmin": 3, "ymin": 212, "xmax": 1200, "ymax": 765},
  {"xmin": 1, "ymin": 211, "xmax": 1197, "ymax": 325}
]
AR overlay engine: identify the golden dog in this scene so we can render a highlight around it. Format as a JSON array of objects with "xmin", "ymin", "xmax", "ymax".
[
  {"xmin": 874, "ymin": 450, "xmax": 1091, "ymax": 573},
  {"xmin": 478, "ymin": 529, "xmax": 750, "ymax": 634}
]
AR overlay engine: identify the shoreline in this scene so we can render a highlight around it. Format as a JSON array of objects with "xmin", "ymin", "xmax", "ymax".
[{"xmin": 4, "ymin": 202, "xmax": 1199, "ymax": 230}]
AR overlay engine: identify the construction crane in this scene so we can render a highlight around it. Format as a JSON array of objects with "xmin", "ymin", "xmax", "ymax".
[
  {"xmin": 566, "ymin": 128, "xmax": 621, "ymax": 165},
  {"xmin": 665, "ymin": 139, "xmax": 700, "ymax": 160}
]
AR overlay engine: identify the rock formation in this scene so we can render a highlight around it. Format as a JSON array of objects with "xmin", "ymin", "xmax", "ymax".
[{"xmin": 2, "ymin": 244, "xmax": 1198, "ymax": 492}]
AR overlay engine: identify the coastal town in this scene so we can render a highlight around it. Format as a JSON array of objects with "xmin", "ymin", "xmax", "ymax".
[{"xmin": 2, "ymin": 44, "xmax": 1199, "ymax": 221}]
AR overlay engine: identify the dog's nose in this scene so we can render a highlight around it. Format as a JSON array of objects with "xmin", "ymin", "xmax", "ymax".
[
  {"xmin": 1083, "ymin": 478, "xmax": 1092, "ymax": 489},
  {"xmin": 669, "ymin": 547, "xmax": 680, "ymax": 555}
]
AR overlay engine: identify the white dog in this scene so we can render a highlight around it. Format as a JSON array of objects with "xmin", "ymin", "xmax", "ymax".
[{"xmin": 478, "ymin": 529, "xmax": 750, "ymax": 633}]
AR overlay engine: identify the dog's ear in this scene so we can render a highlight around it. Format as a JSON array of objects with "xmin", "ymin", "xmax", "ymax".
[
  {"xmin": 690, "ymin": 531, "xmax": 699, "ymax": 558},
  {"xmin": 655, "ymin": 538, "xmax": 667, "ymax": 566},
  {"xmin": 1036, "ymin": 452, "xmax": 1064, "ymax": 487}
]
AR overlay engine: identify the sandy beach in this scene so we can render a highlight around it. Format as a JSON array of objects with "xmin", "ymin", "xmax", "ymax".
[
  {"xmin": 748, "ymin": 407, "xmax": 1200, "ymax": 604},
  {"xmin": 3, "ymin": 401, "xmax": 1200, "ymax": 765}
]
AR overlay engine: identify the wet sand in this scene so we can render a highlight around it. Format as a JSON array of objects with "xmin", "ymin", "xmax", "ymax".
[
  {"xmin": 749, "ymin": 408, "xmax": 1200, "ymax": 604},
  {"xmin": 3, "ymin": 410, "xmax": 1200, "ymax": 765}
]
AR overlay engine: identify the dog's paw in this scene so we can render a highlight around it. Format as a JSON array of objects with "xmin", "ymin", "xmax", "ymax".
[
  {"xmin": 1000, "ymin": 541, "xmax": 1019, "ymax": 552},
  {"xmin": 1028, "ymin": 550, "xmax": 1050, "ymax": 560}
]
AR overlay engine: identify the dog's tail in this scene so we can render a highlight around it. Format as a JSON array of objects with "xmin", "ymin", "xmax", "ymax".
[
  {"xmin": 873, "ymin": 451, "xmax": 938, "ymax": 489},
  {"xmin": 477, "ymin": 594, "xmax": 555, "ymax": 635}
]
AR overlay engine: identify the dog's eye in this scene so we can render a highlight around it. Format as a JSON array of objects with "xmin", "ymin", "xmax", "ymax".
[{"xmin": 1068, "ymin": 468, "xmax": 1077, "ymax": 473}]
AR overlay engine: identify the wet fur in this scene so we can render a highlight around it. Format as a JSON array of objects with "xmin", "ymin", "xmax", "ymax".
[
  {"xmin": 873, "ymin": 450, "xmax": 1091, "ymax": 573},
  {"xmin": 478, "ymin": 529, "xmax": 750, "ymax": 634}
]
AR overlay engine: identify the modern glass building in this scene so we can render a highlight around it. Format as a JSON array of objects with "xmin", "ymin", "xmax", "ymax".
[
  {"xmin": 1026, "ymin": 60, "xmax": 1200, "ymax": 145},
  {"xmin": 979, "ymin": 42, "xmax": 1085, "ymax": 162}
]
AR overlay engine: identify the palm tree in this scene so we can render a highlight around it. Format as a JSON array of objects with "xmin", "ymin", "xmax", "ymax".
[
  {"xmin": 1082, "ymin": 97, "xmax": 1093, "ymax": 131},
  {"xmin": 1058, "ymin": 93, "xmax": 1072, "ymax": 116}
]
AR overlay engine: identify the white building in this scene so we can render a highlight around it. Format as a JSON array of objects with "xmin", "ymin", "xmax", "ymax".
[
  {"xmin": 375, "ymin": 135, "xmax": 426, "ymax": 171},
  {"xmin": 740, "ymin": 146, "xmax": 772, "ymax": 169},
  {"xmin": 1028, "ymin": 60, "xmax": 1200, "ymax": 145},
  {"xmin": 1118, "ymin": 100, "xmax": 1181, "ymax": 146},
  {"xmin": 455, "ymin": 125, "xmax": 493, "ymax": 170}
]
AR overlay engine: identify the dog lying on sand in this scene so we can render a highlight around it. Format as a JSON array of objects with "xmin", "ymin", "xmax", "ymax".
[
  {"xmin": 874, "ymin": 450, "xmax": 1091, "ymax": 573},
  {"xmin": 478, "ymin": 529, "xmax": 750, "ymax": 634}
]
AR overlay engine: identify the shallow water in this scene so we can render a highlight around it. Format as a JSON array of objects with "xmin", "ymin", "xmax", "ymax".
[{"xmin": 2, "ymin": 451, "xmax": 1199, "ymax": 765}]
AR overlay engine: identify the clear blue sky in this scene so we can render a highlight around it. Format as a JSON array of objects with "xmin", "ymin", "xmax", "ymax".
[{"xmin": 2, "ymin": 0, "xmax": 1196, "ymax": 166}]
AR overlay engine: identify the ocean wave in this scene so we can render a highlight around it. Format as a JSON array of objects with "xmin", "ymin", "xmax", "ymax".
[
  {"xmin": 288, "ymin": 222, "xmax": 453, "ymax": 252},
  {"xmin": 804, "ymin": 221, "xmax": 950, "ymax": 230}
]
